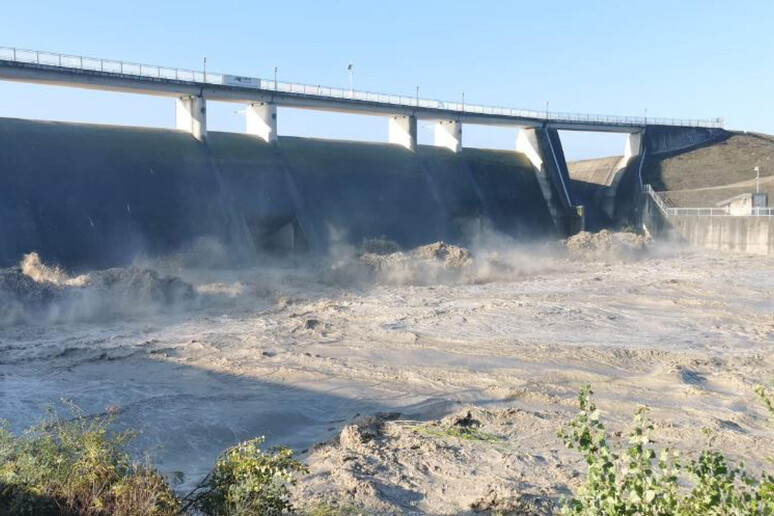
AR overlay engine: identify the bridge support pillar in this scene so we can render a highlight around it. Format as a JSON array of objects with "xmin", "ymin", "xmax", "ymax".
[
  {"xmin": 516, "ymin": 127, "xmax": 582, "ymax": 234},
  {"xmin": 246, "ymin": 102, "xmax": 277, "ymax": 143},
  {"xmin": 516, "ymin": 128, "xmax": 544, "ymax": 172},
  {"xmin": 433, "ymin": 120, "xmax": 462, "ymax": 152},
  {"xmin": 614, "ymin": 131, "xmax": 643, "ymax": 183},
  {"xmin": 388, "ymin": 115, "xmax": 416, "ymax": 151},
  {"xmin": 624, "ymin": 132, "xmax": 643, "ymax": 160},
  {"xmin": 175, "ymin": 96, "xmax": 207, "ymax": 141}
]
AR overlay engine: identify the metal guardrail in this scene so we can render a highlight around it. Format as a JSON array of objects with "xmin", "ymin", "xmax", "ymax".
[
  {"xmin": 0, "ymin": 46, "xmax": 725, "ymax": 129},
  {"xmin": 644, "ymin": 185, "xmax": 774, "ymax": 217}
]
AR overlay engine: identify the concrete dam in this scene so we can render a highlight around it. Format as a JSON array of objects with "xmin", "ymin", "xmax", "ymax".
[
  {"xmin": 0, "ymin": 117, "xmax": 561, "ymax": 268},
  {"xmin": 0, "ymin": 47, "xmax": 730, "ymax": 268}
]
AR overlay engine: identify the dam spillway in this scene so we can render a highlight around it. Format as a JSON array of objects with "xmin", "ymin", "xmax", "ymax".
[
  {"xmin": 0, "ymin": 117, "xmax": 560, "ymax": 268},
  {"xmin": 0, "ymin": 47, "xmax": 735, "ymax": 268}
]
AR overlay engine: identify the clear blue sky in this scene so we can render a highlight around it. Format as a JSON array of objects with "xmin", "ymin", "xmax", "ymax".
[{"xmin": 0, "ymin": 0, "xmax": 771, "ymax": 159}]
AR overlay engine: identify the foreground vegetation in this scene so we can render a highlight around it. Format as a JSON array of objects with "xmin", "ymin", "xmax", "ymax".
[
  {"xmin": 0, "ymin": 406, "xmax": 305, "ymax": 516},
  {"xmin": 1, "ymin": 381, "xmax": 773, "ymax": 515},
  {"xmin": 559, "ymin": 383, "xmax": 774, "ymax": 516}
]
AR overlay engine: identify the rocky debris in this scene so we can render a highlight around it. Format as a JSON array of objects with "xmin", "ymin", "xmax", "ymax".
[
  {"xmin": 357, "ymin": 242, "xmax": 474, "ymax": 285},
  {"xmin": 411, "ymin": 242, "xmax": 473, "ymax": 269},
  {"xmin": 338, "ymin": 413, "xmax": 400, "ymax": 452},
  {"xmin": 471, "ymin": 488, "xmax": 556, "ymax": 515},
  {"xmin": 293, "ymin": 407, "xmax": 565, "ymax": 515},
  {"xmin": 0, "ymin": 253, "xmax": 195, "ymax": 324},
  {"xmin": 563, "ymin": 230, "xmax": 652, "ymax": 260}
]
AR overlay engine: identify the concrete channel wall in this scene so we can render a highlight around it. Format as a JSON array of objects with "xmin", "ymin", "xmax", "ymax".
[
  {"xmin": 669, "ymin": 216, "xmax": 774, "ymax": 254},
  {"xmin": 0, "ymin": 117, "xmax": 557, "ymax": 268},
  {"xmin": 643, "ymin": 194, "xmax": 774, "ymax": 254}
]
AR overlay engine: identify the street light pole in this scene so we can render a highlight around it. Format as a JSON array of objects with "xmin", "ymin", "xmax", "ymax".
[
  {"xmin": 462, "ymin": 91, "xmax": 465, "ymax": 112},
  {"xmin": 347, "ymin": 62, "xmax": 354, "ymax": 95},
  {"xmin": 545, "ymin": 100, "xmax": 549, "ymax": 119},
  {"xmin": 755, "ymin": 166, "xmax": 760, "ymax": 194},
  {"xmin": 274, "ymin": 66, "xmax": 278, "ymax": 91},
  {"xmin": 416, "ymin": 85, "xmax": 419, "ymax": 107},
  {"xmin": 203, "ymin": 56, "xmax": 207, "ymax": 83}
]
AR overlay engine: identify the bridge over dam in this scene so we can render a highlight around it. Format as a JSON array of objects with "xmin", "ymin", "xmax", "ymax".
[{"xmin": 0, "ymin": 47, "xmax": 729, "ymax": 267}]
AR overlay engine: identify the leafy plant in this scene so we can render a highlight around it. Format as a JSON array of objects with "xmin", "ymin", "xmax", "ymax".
[
  {"xmin": 1, "ymin": 404, "xmax": 313, "ymax": 516},
  {"xmin": 188, "ymin": 436, "xmax": 308, "ymax": 516},
  {"xmin": 0, "ymin": 406, "xmax": 179, "ymax": 516},
  {"xmin": 755, "ymin": 380, "xmax": 774, "ymax": 426},
  {"xmin": 302, "ymin": 501, "xmax": 364, "ymax": 516},
  {"xmin": 560, "ymin": 385, "xmax": 774, "ymax": 516}
]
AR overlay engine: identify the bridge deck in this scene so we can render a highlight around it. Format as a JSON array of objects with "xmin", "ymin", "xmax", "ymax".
[{"xmin": 0, "ymin": 47, "xmax": 723, "ymax": 133}]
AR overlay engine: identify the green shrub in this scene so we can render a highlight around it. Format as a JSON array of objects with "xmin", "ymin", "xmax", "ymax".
[
  {"xmin": 1, "ymin": 406, "xmax": 311, "ymax": 516},
  {"xmin": 756, "ymin": 380, "xmax": 774, "ymax": 426},
  {"xmin": 0, "ymin": 406, "xmax": 179, "ymax": 516},
  {"xmin": 560, "ymin": 385, "xmax": 774, "ymax": 516},
  {"xmin": 302, "ymin": 501, "xmax": 363, "ymax": 516},
  {"xmin": 190, "ymin": 436, "xmax": 308, "ymax": 516}
]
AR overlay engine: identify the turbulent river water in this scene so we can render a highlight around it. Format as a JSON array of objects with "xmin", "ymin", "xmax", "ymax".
[{"xmin": 1, "ymin": 233, "xmax": 772, "ymax": 513}]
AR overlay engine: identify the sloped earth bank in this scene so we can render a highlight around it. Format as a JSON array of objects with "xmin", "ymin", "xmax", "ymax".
[{"xmin": 1, "ymin": 234, "xmax": 773, "ymax": 514}]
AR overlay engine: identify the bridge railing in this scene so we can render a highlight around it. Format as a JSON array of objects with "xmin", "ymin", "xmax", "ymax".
[
  {"xmin": 0, "ymin": 45, "xmax": 725, "ymax": 129},
  {"xmin": 644, "ymin": 185, "xmax": 774, "ymax": 217}
]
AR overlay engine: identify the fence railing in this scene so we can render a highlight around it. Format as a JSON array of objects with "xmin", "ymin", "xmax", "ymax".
[
  {"xmin": 0, "ymin": 46, "xmax": 725, "ymax": 129},
  {"xmin": 644, "ymin": 185, "xmax": 774, "ymax": 217}
]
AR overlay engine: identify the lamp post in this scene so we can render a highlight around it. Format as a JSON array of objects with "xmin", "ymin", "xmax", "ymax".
[
  {"xmin": 416, "ymin": 85, "xmax": 419, "ymax": 107},
  {"xmin": 545, "ymin": 100, "xmax": 549, "ymax": 119},
  {"xmin": 462, "ymin": 91, "xmax": 465, "ymax": 112},
  {"xmin": 274, "ymin": 66, "xmax": 278, "ymax": 91},
  {"xmin": 203, "ymin": 56, "xmax": 207, "ymax": 83},
  {"xmin": 755, "ymin": 166, "xmax": 761, "ymax": 194},
  {"xmin": 347, "ymin": 62, "xmax": 354, "ymax": 95}
]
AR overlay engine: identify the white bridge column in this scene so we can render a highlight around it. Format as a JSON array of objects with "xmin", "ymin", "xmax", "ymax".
[
  {"xmin": 175, "ymin": 96, "xmax": 207, "ymax": 141},
  {"xmin": 515, "ymin": 128, "xmax": 544, "ymax": 171},
  {"xmin": 246, "ymin": 102, "xmax": 277, "ymax": 143},
  {"xmin": 600, "ymin": 132, "xmax": 644, "ymax": 221},
  {"xmin": 388, "ymin": 115, "xmax": 417, "ymax": 151},
  {"xmin": 433, "ymin": 120, "xmax": 462, "ymax": 152},
  {"xmin": 612, "ymin": 132, "xmax": 644, "ymax": 181},
  {"xmin": 623, "ymin": 132, "xmax": 643, "ymax": 161}
]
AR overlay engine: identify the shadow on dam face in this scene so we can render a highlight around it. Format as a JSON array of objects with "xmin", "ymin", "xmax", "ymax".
[{"xmin": 0, "ymin": 117, "xmax": 558, "ymax": 269}]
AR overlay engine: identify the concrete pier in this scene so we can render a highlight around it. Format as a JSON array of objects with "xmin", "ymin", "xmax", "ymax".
[
  {"xmin": 516, "ymin": 127, "xmax": 581, "ymax": 233},
  {"xmin": 623, "ymin": 132, "xmax": 643, "ymax": 162},
  {"xmin": 388, "ymin": 115, "xmax": 417, "ymax": 151},
  {"xmin": 175, "ymin": 95, "xmax": 207, "ymax": 141},
  {"xmin": 246, "ymin": 102, "xmax": 277, "ymax": 143},
  {"xmin": 434, "ymin": 120, "xmax": 462, "ymax": 152}
]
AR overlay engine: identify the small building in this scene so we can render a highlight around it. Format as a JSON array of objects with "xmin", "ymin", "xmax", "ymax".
[{"xmin": 716, "ymin": 192, "xmax": 769, "ymax": 215}]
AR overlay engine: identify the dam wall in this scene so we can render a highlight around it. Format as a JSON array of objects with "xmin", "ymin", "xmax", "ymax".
[
  {"xmin": 645, "ymin": 126, "xmax": 730, "ymax": 156},
  {"xmin": 567, "ymin": 156, "xmax": 622, "ymax": 230},
  {"xmin": 668, "ymin": 215, "xmax": 774, "ymax": 254},
  {"xmin": 0, "ymin": 117, "xmax": 556, "ymax": 269}
]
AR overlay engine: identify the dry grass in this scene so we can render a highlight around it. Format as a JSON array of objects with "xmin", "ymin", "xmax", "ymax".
[{"xmin": 645, "ymin": 133, "xmax": 774, "ymax": 206}]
